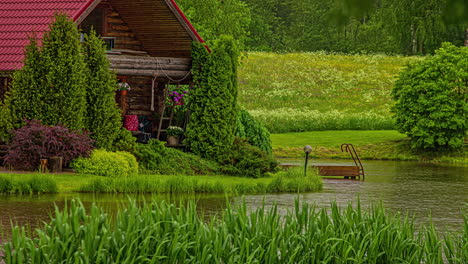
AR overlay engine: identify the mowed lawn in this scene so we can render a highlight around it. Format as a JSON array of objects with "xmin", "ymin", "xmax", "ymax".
[
  {"xmin": 272, "ymin": 130, "xmax": 405, "ymax": 149},
  {"xmin": 272, "ymin": 130, "xmax": 413, "ymax": 160}
]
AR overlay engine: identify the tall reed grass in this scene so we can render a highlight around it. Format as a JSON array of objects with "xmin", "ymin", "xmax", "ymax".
[
  {"xmin": 2, "ymin": 199, "xmax": 466, "ymax": 263},
  {"xmin": 0, "ymin": 175, "xmax": 57, "ymax": 194},
  {"xmin": 79, "ymin": 168, "xmax": 322, "ymax": 195}
]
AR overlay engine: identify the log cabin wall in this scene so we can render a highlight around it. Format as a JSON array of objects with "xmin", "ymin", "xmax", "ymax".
[
  {"xmin": 99, "ymin": 0, "xmax": 147, "ymax": 52},
  {"xmin": 122, "ymin": 76, "xmax": 165, "ymax": 117}
]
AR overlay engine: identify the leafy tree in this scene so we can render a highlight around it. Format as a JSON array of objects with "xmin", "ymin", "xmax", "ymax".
[
  {"xmin": 82, "ymin": 30, "xmax": 123, "ymax": 149},
  {"xmin": 392, "ymin": 43, "xmax": 467, "ymax": 151},
  {"xmin": 176, "ymin": 0, "xmax": 251, "ymax": 49},
  {"xmin": 185, "ymin": 36, "xmax": 239, "ymax": 160}
]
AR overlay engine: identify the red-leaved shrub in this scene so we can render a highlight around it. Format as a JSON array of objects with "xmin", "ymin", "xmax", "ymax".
[{"xmin": 5, "ymin": 120, "xmax": 95, "ymax": 170}]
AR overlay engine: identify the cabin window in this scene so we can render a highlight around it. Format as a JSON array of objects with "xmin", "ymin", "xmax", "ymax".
[{"xmin": 80, "ymin": 7, "xmax": 105, "ymax": 36}]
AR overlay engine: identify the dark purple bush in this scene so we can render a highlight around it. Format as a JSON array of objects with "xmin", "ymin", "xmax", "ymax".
[{"xmin": 5, "ymin": 120, "xmax": 95, "ymax": 170}]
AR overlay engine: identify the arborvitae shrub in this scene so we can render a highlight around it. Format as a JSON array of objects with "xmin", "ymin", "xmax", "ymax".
[
  {"xmin": 392, "ymin": 43, "xmax": 467, "ymax": 151},
  {"xmin": 236, "ymin": 108, "xmax": 272, "ymax": 154},
  {"xmin": 185, "ymin": 36, "xmax": 239, "ymax": 161},
  {"xmin": 6, "ymin": 38, "xmax": 46, "ymax": 130},
  {"xmin": 6, "ymin": 14, "xmax": 87, "ymax": 131},
  {"xmin": 82, "ymin": 30, "xmax": 123, "ymax": 149},
  {"xmin": 111, "ymin": 128, "xmax": 137, "ymax": 153},
  {"xmin": 5, "ymin": 120, "xmax": 94, "ymax": 170},
  {"xmin": 72, "ymin": 149, "xmax": 138, "ymax": 178},
  {"xmin": 219, "ymin": 137, "xmax": 278, "ymax": 178}
]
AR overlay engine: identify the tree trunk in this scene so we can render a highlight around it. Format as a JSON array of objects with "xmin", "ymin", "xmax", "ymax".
[{"xmin": 49, "ymin": 156, "xmax": 63, "ymax": 173}]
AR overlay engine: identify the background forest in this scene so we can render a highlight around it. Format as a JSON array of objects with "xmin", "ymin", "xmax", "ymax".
[{"xmin": 176, "ymin": 0, "xmax": 467, "ymax": 55}]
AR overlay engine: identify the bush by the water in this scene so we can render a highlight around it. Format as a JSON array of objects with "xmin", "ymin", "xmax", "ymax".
[
  {"xmin": 134, "ymin": 139, "xmax": 219, "ymax": 175},
  {"xmin": 236, "ymin": 108, "xmax": 272, "ymax": 153},
  {"xmin": 392, "ymin": 43, "xmax": 467, "ymax": 151},
  {"xmin": 4, "ymin": 120, "xmax": 94, "ymax": 170},
  {"xmin": 3, "ymin": 199, "xmax": 466, "ymax": 263},
  {"xmin": 220, "ymin": 137, "xmax": 278, "ymax": 178},
  {"xmin": 0, "ymin": 175, "xmax": 57, "ymax": 194},
  {"xmin": 72, "ymin": 149, "xmax": 138, "ymax": 177}
]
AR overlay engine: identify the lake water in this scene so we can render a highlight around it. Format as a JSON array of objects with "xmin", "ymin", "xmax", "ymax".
[{"xmin": 0, "ymin": 160, "xmax": 467, "ymax": 241}]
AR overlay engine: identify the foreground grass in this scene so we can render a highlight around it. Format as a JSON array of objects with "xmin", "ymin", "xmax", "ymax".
[
  {"xmin": 238, "ymin": 52, "xmax": 421, "ymax": 132},
  {"xmin": 0, "ymin": 168, "xmax": 323, "ymax": 195},
  {"xmin": 272, "ymin": 130, "xmax": 468, "ymax": 163},
  {"xmin": 2, "ymin": 199, "xmax": 467, "ymax": 263}
]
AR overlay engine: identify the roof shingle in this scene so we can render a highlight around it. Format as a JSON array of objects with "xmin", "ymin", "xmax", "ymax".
[{"xmin": 0, "ymin": 0, "xmax": 93, "ymax": 71}]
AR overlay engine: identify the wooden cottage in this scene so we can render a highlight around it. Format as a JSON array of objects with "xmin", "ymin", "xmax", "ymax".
[{"xmin": 0, "ymin": 0, "xmax": 206, "ymax": 139}]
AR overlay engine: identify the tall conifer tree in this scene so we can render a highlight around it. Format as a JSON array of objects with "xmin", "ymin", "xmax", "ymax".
[
  {"xmin": 82, "ymin": 30, "xmax": 123, "ymax": 149},
  {"xmin": 40, "ymin": 13, "xmax": 87, "ymax": 130}
]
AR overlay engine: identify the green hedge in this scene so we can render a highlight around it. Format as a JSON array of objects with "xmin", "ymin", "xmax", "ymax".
[{"xmin": 72, "ymin": 149, "xmax": 138, "ymax": 177}]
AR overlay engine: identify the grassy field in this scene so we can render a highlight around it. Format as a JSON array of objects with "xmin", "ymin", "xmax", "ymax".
[
  {"xmin": 238, "ymin": 52, "xmax": 421, "ymax": 133},
  {"xmin": 0, "ymin": 168, "xmax": 323, "ymax": 195},
  {"xmin": 271, "ymin": 130, "xmax": 468, "ymax": 163}
]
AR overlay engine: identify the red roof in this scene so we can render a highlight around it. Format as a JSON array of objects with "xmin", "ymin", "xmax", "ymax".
[
  {"xmin": 0, "ymin": 0, "xmax": 94, "ymax": 71},
  {"xmin": 0, "ymin": 0, "xmax": 205, "ymax": 72}
]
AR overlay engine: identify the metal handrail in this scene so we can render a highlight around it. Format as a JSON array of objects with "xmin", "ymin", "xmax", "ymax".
[{"xmin": 341, "ymin": 143, "xmax": 365, "ymax": 178}]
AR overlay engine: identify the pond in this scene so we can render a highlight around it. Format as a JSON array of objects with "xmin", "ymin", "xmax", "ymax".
[{"xmin": 0, "ymin": 160, "xmax": 467, "ymax": 241}]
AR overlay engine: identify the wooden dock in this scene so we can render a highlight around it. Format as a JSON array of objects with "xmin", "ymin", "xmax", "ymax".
[{"xmin": 280, "ymin": 144, "xmax": 365, "ymax": 180}]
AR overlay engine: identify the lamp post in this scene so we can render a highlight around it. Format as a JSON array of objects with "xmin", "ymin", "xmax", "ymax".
[{"xmin": 304, "ymin": 145, "xmax": 312, "ymax": 176}]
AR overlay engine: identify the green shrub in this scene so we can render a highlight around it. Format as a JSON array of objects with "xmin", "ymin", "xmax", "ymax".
[
  {"xmin": 220, "ymin": 137, "xmax": 278, "ymax": 178},
  {"xmin": 134, "ymin": 139, "xmax": 219, "ymax": 175},
  {"xmin": 110, "ymin": 128, "xmax": 137, "ymax": 153},
  {"xmin": 185, "ymin": 36, "xmax": 239, "ymax": 161},
  {"xmin": 392, "ymin": 43, "xmax": 467, "ymax": 151},
  {"xmin": 72, "ymin": 149, "xmax": 138, "ymax": 177},
  {"xmin": 236, "ymin": 108, "xmax": 272, "ymax": 153}
]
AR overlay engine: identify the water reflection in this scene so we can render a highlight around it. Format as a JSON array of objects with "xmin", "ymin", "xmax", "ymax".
[{"xmin": 0, "ymin": 160, "xmax": 467, "ymax": 240}]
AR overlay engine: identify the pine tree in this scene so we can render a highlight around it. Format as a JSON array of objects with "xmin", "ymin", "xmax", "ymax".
[{"xmin": 82, "ymin": 30, "xmax": 123, "ymax": 149}]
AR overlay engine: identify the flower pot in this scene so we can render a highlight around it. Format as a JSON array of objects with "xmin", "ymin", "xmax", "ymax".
[
  {"xmin": 167, "ymin": 136, "xmax": 179, "ymax": 146},
  {"xmin": 120, "ymin": 90, "xmax": 128, "ymax": 96}
]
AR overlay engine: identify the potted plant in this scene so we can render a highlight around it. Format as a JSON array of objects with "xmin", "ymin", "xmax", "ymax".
[
  {"xmin": 118, "ymin": 82, "xmax": 131, "ymax": 96},
  {"xmin": 166, "ymin": 126, "xmax": 184, "ymax": 146}
]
